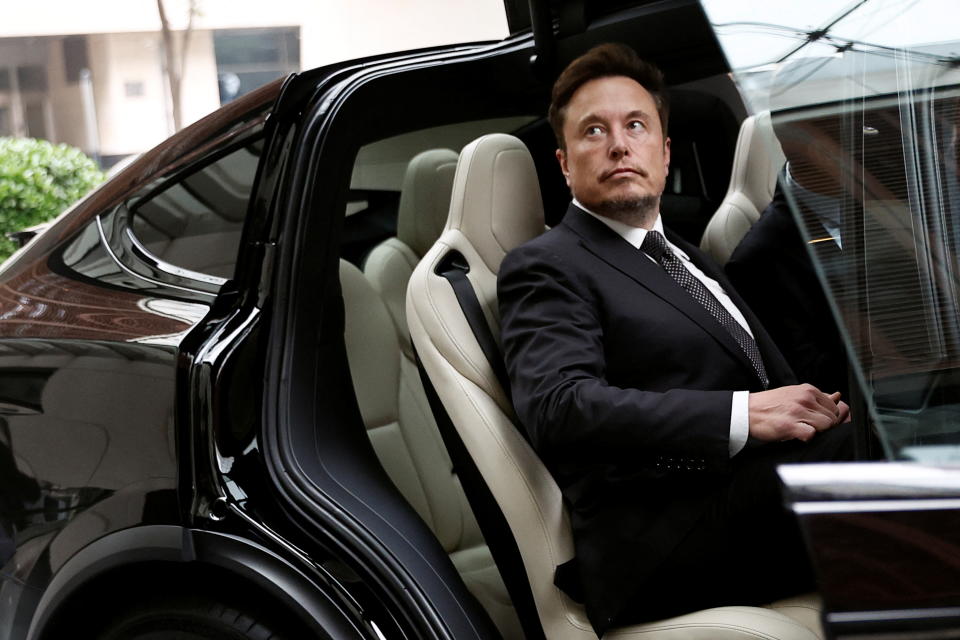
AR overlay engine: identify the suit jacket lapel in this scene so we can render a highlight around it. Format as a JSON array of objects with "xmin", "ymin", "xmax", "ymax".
[
  {"xmin": 562, "ymin": 205, "xmax": 764, "ymax": 383},
  {"xmin": 671, "ymin": 229, "xmax": 795, "ymax": 386}
]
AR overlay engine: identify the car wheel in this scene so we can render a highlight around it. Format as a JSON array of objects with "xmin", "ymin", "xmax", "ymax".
[{"xmin": 95, "ymin": 593, "xmax": 291, "ymax": 640}]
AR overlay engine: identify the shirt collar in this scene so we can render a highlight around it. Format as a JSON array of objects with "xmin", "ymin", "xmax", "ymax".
[{"xmin": 573, "ymin": 199, "xmax": 688, "ymax": 259}]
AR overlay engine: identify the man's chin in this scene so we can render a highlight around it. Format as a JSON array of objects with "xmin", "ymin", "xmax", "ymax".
[{"xmin": 591, "ymin": 195, "xmax": 660, "ymax": 226}]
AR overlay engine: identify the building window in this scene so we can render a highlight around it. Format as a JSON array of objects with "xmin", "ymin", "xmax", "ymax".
[
  {"xmin": 16, "ymin": 66, "xmax": 48, "ymax": 92},
  {"xmin": 62, "ymin": 36, "xmax": 89, "ymax": 84},
  {"xmin": 213, "ymin": 28, "xmax": 299, "ymax": 105}
]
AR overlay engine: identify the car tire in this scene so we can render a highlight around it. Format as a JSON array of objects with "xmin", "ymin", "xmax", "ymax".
[{"xmin": 95, "ymin": 593, "xmax": 291, "ymax": 640}]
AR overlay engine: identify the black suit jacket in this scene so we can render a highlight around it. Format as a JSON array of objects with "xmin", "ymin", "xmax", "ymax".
[
  {"xmin": 726, "ymin": 182, "xmax": 848, "ymax": 397},
  {"xmin": 498, "ymin": 204, "xmax": 795, "ymax": 635}
]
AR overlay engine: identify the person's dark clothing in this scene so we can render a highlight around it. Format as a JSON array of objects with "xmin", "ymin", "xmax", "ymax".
[
  {"xmin": 498, "ymin": 203, "xmax": 853, "ymax": 635},
  {"xmin": 726, "ymin": 182, "xmax": 848, "ymax": 397}
]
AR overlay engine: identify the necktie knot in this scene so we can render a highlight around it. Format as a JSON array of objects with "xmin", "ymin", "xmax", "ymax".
[{"xmin": 641, "ymin": 229, "xmax": 670, "ymax": 262}]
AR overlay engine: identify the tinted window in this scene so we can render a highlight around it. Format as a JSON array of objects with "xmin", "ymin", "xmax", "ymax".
[
  {"xmin": 703, "ymin": 0, "xmax": 960, "ymax": 462},
  {"xmin": 129, "ymin": 134, "xmax": 263, "ymax": 280}
]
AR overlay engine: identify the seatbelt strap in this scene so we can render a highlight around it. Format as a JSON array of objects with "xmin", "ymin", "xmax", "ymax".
[
  {"xmin": 415, "ymin": 251, "xmax": 545, "ymax": 640},
  {"xmin": 435, "ymin": 250, "xmax": 512, "ymax": 397},
  {"xmin": 413, "ymin": 349, "xmax": 546, "ymax": 640}
]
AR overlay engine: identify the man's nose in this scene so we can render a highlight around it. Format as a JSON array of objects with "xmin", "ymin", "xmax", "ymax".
[{"xmin": 608, "ymin": 131, "xmax": 630, "ymax": 158}]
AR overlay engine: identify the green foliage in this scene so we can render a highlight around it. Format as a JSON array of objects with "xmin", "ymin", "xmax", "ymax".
[{"xmin": 0, "ymin": 137, "xmax": 105, "ymax": 261}]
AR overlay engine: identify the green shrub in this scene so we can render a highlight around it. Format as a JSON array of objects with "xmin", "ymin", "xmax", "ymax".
[{"xmin": 0, "ymin": 137, "xmax": 105, "ymax": 261}]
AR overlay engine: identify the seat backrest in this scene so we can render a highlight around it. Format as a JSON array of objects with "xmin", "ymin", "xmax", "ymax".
[
  {"xmin": 699, "ymin": 111, "xmax": 785, "ymax": 264},
  {"xmin": 407, "ymin": 134, "xmax": 605, "ymax": 639},
  {"xmin": 355, "ymin": 149, "xmax": 528, "ymax": 638},
  {"xmin": 364, "ymin": 148, "xmax": 458, "ymax": 357},
  {"xmin": 340, "ymin": 259, "xmax": 483, "ymax": 554}
]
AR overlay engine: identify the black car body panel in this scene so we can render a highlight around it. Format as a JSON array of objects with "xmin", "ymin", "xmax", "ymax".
[
  {"xmin": 780, "ymin": 463, "xmax": 960, "ymax": 638},
  {"xmin": 0, "ymin": 77, "xmax": 373, "ymax": 638}
]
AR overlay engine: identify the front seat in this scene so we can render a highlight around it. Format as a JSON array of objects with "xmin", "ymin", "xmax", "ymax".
[
  {"xmin": 352, "ymin": 149, "xmax": 521, "ymax": 638},
  {"xmin": 700, "ymin": 111, "xmax": 785, "ymax": 265},
  {"xmin": 407, "ymin": 133, "xmax": 823, "ymax": 639}
]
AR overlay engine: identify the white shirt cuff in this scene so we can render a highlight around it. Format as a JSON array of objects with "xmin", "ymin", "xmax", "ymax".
[{"xmin": 729, "ymin": 390, "xmax": 750, "ymax": 457}]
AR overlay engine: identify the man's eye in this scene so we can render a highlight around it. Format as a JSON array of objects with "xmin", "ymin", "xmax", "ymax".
[
  {"xmin": 586, "ymin": 125, "xmax": 604, "ymax": 136},
  {"xmin": 627, "ymin": 120, "xmax": 645, "ymax": 131}
]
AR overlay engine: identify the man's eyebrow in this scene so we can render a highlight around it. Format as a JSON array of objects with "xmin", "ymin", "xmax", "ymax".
[
  {"xmin": 574, "ymin": 112, "xmax": 608, "ymax": 129},
  {"xmin": 574, "ymin": 109, "xmax": 651, "ymax": 129}
]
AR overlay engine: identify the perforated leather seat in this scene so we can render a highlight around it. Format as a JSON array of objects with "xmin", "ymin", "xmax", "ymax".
[
  {"xmin": 700, "ymin": 112, "xmax": 785, "ymax": 265},
  {"xmin": 407, "ymin": 133, "xmax": 824, "ymax": 639}
]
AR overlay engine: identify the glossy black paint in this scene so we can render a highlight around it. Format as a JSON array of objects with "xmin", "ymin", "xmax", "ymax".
[
  {"xmin": 0, "ymin": 335, "xmax": 182, "ymax": 636},
  {"xmin": 780, "ymin": 463, "xmax": 960, "ymax": 638},
  {"xmin": 0, "ymin": 78, "xmax": 365, "ymax": 638}
]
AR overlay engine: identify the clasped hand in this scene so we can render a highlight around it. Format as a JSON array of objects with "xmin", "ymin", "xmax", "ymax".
[{"xmin": 749, "ymin": 383, "xmax": 850, "ymax": 442}]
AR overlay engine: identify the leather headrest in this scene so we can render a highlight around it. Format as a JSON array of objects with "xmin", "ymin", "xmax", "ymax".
[
  {"xmin": 445, "ymin": 134, "xmax": 544, "ymax": 274},
  {"xmin": 727, "ymin": 111, "xmax": 785, "ymax": 210},
  {"xmin": 397, "ymin": 149, "xmax": 459, "ymax": 257}
]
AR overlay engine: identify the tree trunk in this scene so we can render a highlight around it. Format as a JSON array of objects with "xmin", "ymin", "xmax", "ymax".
[{"xmin": 157, "ymin": 0, "xmax": 198, "ymax": 132}]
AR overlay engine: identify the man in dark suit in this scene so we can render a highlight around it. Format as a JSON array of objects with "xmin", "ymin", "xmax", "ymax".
[
  {"xmin": 498, "ymin": 44, "xmax": 854, "ymax": 635},
  {"xmin": 726, "ymin": 168, "xmax": 849, "ymax": 398}
]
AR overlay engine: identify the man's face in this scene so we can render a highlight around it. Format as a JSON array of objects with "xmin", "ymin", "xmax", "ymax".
[{"xmin": 557, "ymin": 75, "xmax": 670, "ymax": 226}]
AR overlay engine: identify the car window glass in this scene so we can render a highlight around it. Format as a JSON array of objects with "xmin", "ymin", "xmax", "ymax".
[
  {"xmin": 128, "ymin": 133, "xmax": 264, "ymax": 280},
  {"xmin": 702, "ymin": 0, "xmax": 960, "ymax": 463}
]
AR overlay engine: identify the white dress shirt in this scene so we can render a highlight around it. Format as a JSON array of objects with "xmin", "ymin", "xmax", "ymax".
[{"xmin": 575, "ymin": 200, "xmax": 750, "ymax": 456}]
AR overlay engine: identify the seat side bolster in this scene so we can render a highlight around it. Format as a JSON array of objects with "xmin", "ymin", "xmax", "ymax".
[{"xmin": 364, "ymin": 238, "xmax": 419, "ymax": 357}]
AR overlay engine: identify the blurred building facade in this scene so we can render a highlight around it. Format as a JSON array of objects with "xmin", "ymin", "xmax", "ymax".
[{"xmin": 0, "ymin": 0, "xmax": 507, "ymax": 167}]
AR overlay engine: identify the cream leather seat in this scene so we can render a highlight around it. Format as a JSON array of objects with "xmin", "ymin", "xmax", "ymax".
[
  {"xmin": 340, "ymin": 259, "xmax": 521, "ymax": 639},
  {"xmin": 700, "ymin": 112, "xmax": 785, "ymax": 265},
  {"xmin": 407, "ymin": 133, "xmax": 823, "ymax": 639},
  {"xmin": 364, "ymin": 148, "xmax": 459, "ymax": 357},
  {"xmin": 345, "ymin": 150, "xmax": 521, "ymax": 638}
]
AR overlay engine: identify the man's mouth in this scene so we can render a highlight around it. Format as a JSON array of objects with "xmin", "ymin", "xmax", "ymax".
[{"xmin": 601, "ymin": 167, "xmax": 645, "ymax": 181}]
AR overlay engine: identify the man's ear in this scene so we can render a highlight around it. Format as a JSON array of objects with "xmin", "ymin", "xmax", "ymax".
[
  {"xmin": 663, "ymin": 137, "xmax": 671, "ymax": 171},
  {"xmin": 556, "ymin": 148, "xmax": 571, "ymax": 186}
]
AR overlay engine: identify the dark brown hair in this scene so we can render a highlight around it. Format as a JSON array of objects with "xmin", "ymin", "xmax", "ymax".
[{"xmin": 548, "ymin": 43, "xmax": 669, "ymax": 149}]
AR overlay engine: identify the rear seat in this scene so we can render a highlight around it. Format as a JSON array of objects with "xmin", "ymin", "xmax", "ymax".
[
  {"xmin": 342, "ymin": 149, "xmax": 522, "ymax": 639},
  {"xmin": 363, "ymin": 149, "xmax": 458, "ymax": 357},
  {"xmin": 699, "ymin": 111, "xmax": 785, "ymax": 265}
]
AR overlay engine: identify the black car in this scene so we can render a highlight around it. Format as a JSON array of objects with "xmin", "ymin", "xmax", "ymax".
[{"xmin": 2, "ymin": 1, "xmax": 958, "ymax": 639}]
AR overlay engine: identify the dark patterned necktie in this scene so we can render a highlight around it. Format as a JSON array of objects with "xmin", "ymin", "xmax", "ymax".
[{"xmin": 641, "ymin": 230, "xmax": 769, "ymax": 388}]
